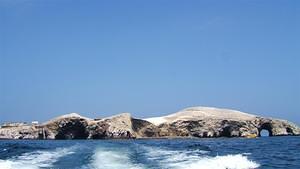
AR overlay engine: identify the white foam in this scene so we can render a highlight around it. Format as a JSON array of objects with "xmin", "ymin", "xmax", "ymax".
[
  {"xmin": 90, "ymin": 148, "xmax": 144, "ymax": 169},
  {"xmin": 0, "ymin": 146, "xmax": 76, "ymax": 169},
  {"xmin": 186, "ymin": 154, "xmax": 260, "ymax": 169},
  {"xmin": 143, "ymin": 146, "xmax": 259, "ymax": 169}
]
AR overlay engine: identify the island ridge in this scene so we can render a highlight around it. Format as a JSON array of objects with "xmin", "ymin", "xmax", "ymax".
[{"xmin": 0, "ymin": 106, "xmax": 299, "ymax": 139}]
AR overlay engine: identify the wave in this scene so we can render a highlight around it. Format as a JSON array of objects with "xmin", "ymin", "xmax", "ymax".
[
  {"xmin": 187, "ymin": 154, "xmax": 260, "ymax": 169},
  {"xmin": 0, "ymin": 143, "xmax": 260, "ymax": 169},
  {"xmin": 89, "ymin": 147, "xmax": 144, "ymax": 169},
  {"xmin": 142, "ymin": 146, "xmax": 260, "ymax": 169},
  {"xmin": 0, "ymin": 146, "xmax": 76, "ymax": 169}
]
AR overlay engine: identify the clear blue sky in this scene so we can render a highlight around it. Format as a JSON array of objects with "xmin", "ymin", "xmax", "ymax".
[{"xmin": 0, "ymin": 0, "xmax": 299, "ymax": 124}]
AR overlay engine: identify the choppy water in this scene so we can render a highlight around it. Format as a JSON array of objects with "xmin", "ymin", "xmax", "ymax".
[{"xmin": 0, "ymin": 136, "xmax": 299, "ymax": 169}]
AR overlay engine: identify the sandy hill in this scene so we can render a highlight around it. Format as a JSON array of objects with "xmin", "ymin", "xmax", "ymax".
[{"xmin": 145, "ymin": 106, "xmax": 257, "ymax": 125}]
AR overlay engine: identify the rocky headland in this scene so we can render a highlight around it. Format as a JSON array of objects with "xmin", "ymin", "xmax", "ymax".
[{"xmin": 0, "ymin": 107, "xmax": 299, "ymax": 139}]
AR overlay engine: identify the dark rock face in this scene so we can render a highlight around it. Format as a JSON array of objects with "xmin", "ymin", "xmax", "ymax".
[
  {"xmin": 55, "ymin": 119, "xmax": 89, "ymax": 139},
  {"xmin": 1, "ymin": 107, "xmax": 299, "ymax": 140},
  {"xmin": 87, "ymin": 121, "xmax": 109, "ymax": 139},
  {"xmin": 132, "ymin": 119, "xmax": 160, "ymax": 138}
]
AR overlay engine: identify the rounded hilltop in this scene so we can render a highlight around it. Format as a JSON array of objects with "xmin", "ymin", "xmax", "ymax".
[{"xmin": 145, "ymin": 106, "xmax": 257, "ymax": 125}]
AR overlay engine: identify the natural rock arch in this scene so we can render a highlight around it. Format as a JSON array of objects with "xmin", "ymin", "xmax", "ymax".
[
  {"xmin": 55, "ymin": 120, "xmax": 89, "ymax": 139},
  {"xmin": 258, "ymin": 123, "xmax": 273, "ymax": 137}
]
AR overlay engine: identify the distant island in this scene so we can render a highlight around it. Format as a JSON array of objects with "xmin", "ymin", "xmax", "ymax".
[{"xmin": 0, "ymin": 107, "xmax": 299, "ymax": 139}]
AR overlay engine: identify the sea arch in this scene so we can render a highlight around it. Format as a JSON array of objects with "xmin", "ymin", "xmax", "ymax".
[{"xmin": 258, "ymin": 122, "xmax": 273, "ymax": 137}]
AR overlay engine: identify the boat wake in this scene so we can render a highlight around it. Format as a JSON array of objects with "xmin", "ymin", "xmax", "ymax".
[
  {"xmin": 87, "ymin": 144, "xmax": 260, "ymax": 169},
  {"xmin": 141, "ymin": 145, "xmax": 260, "ymax": 169},
  {"xmin": 0, "ymin": 143, "xmax": 260, "ymax": 169},
  {"xmin": 0, "ymin": 146, "xmax": 76, "ymax": 169},
  {"xmin": 88, "ymin": 147, "xmax": 144, "ymax": 169}
]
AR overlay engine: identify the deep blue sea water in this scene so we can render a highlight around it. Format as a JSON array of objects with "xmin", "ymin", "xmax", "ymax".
[{"xmin": 0, "ymin": 136, "xmax": 299, "ymax": 169}]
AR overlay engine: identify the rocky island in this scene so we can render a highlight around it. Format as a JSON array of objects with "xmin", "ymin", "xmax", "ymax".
[{"xmin": 0, "ymin": 107, "xmax": 299, "ymax": 139}]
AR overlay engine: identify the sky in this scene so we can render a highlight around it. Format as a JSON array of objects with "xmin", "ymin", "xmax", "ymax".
[{"xmin": 0, "ymin": 0, "xmax": 299, "ymax": 125}]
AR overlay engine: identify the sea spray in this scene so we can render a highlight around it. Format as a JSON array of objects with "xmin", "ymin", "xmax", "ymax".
[
  {"xmin": 141, "ymin": 145, "xmax": 259, "ymax": 169},
  {"xmin": 89, "ymin": 147, "xmax": 144, "ymax": 169},
  {"xmin": 0, "ymin": 146, "xmax": 76, "ymax": 169}
]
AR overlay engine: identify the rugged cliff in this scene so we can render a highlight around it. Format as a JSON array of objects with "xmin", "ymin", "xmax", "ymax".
[
  {"xmin": 0, "ymin": 107, "xmax": 299, "ymax": 139},
  {"xmin": 146, "ymin": 107, "xmax": 300, "ymax": 138}
]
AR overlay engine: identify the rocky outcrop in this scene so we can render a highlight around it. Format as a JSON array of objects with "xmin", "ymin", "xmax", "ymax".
[
  {"xmin": 42, "ymin": 113, "xmax": 91, "ymax": 139},
  {"xmin": 0, "ymin": 107, "xmax": 299, "ymax": 139},
  {"xmin": 146, "ymin": 107, "xmax": 300, "ymax": 138},
  {"xmin": 0, "ymin": 126, "xmax": 41, "ymax": 139}
]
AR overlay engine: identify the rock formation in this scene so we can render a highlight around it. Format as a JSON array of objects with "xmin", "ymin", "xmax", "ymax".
[{"xmin": 0, "ymin": 106, "xmax": 299, "ymax": 139}]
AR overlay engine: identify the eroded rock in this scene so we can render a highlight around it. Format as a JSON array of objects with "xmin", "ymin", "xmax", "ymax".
[{"xmin": 0, "ymin": 107, "xmax": 299, "ymax": 139}]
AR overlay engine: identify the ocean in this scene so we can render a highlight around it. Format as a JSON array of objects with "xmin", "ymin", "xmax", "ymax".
[{"xmin": 0, "ymin": 136, "xmax": 299, "ymax": 169}]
